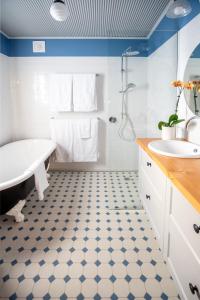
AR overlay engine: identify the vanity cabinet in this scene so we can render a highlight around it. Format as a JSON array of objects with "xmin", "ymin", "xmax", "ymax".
[
  {"xmin": 138, "ymin": 147, "xmax": 200, "ymax": 300},
  {"xmin": 167, "ymin": 186, "xmax": 200, "ymax": 300},
  {"xmin": 139, "ymin": 149, "xmax": 167, "ymax": 249}
]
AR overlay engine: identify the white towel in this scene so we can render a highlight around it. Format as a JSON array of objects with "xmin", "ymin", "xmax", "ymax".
[
  {"xmin": 49, "ymin": 74, "xmax": 73, "ymax": 112},
  {"xmin": 73, "ymin": 74, "xmax": 97, "ymax": 112},
  {"xmin": 73, "ymin": 119, "xmax": 98, "ymax": 162},
  {"xmin": 50, "ymin": 119, "xmax": 73, "ymax": 162},
  {"xmin": 50, "ymin": 119, "xmax": 98, "ymax": 162},
  {"xmin": 78, "ymin": 119, "xmax": 91, "ymax": 139},
  {"xmin": 34, "ymin": 162, "xmax": 49, "ymax": 201}
]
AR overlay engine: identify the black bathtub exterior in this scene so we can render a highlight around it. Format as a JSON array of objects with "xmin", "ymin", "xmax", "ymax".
[
  {"xmin": 0, "ymin": 175, "xmax": 35, "ymax": 214},
  {"xmin": 0, "ymin": 159, "xmax": 49, "ymax": 215}
]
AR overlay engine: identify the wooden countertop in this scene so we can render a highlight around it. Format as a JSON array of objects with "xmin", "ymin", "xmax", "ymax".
[{"xmin": 136, "ymin": 138, "xmax": 200, "ymax": 213}]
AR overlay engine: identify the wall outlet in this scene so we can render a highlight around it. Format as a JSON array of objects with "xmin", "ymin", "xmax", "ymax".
[{"xmin": 32, "ymin": 41, "xmax": 45, "ymax": 53}]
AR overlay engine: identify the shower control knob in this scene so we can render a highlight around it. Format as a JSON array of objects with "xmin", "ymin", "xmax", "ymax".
[
  {"xmin": 193, "ymin": 224, "xmax": 200, "ymax": 234},
  {"xmin": 189, "ymin": 283, "xmax": 199, "ymax": 295},
  {"xmin": 109, "ymin": 117, "xmax": 117, "ymax": 123}
]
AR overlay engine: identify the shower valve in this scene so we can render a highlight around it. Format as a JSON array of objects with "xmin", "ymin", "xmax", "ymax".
[{"xmin": 109, "ymin": 117, "xmax": 117, "ymax": 123}]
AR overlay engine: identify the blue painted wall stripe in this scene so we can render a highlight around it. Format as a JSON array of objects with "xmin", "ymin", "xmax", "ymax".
[
  {"xmin": 0, "ymin": 33, "xmax": 11, "ymax": 56},
  {"xmin": 1, "ymin": 0, "xmax": 199, "ymax": 57},
  {"xmin": 9, "ymin": 38, "xmax": 148, "ymax": 57}
]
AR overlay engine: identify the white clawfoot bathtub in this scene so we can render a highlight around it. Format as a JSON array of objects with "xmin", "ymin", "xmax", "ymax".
[{"xmin": 0, "ymin": 139, "xmax": 56, "ymax": 221}]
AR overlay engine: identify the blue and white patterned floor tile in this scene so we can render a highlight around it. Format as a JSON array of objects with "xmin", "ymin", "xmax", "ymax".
[{"xmin": 0, "ymin": 171, "xmax": 179, "ymax": 299}]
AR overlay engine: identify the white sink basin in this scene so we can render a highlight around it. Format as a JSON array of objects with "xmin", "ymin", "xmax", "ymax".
[{"xmin": 148, "ymin": 140, "xmax": 200, "ymax": 158}]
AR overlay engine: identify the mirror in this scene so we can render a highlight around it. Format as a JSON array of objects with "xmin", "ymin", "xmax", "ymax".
[{"xmin": 184, "ymin": 43, "xmax": 200, "ymax": 116}]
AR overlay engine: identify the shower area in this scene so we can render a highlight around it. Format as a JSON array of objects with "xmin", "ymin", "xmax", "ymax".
[
  {"xmin": 107, "ymin": 170, "xmax": 141, "ymax": 210},
  {"xmin": 106, "ymin": 46, "xmax": 147, "ymax": 210}
]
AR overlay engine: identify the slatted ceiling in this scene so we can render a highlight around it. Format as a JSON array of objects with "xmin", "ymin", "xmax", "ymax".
[{"xmin": 0, "ymin": 0, "xmax": 170, "ymax": 38}]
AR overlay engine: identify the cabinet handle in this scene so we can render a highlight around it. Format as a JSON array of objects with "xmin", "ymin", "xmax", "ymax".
[
  {"xmin": 146, "ymin": 194, "xmax": 151, "ymax": 200},
  {"xmin": 189, "ymin": 283, "xmax": 199, "ymax": 295},
  {"xmin": 146, "ymin": 162, "xmax": 151, "ymax": 167},
  {"xmin": 193, "ymin": 224, "xmax": 200, "ymax": 234}
]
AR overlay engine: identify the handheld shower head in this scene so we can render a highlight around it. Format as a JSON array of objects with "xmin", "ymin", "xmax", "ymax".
[{"xmin": 119, "ymin": 83, "xmax": 136, "ymax": 94}]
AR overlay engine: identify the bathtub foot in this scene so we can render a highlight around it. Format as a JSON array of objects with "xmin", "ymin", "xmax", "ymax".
[
  {"xmin": 46, "ymin": 160, "xmax": 51, "ymax": 180},
  {"xmin": 6, "ymin": 200, "xmax": 26, "ymax": 222}
]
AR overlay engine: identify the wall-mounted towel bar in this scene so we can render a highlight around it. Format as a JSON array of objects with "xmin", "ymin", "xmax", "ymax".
[
  {"xmin": 53, "ymin": 73, "xmax": 99, "ymax": 76},
  {"xmin": 50, "ymin": 117, "xmax": 101, "ymax": 120}
]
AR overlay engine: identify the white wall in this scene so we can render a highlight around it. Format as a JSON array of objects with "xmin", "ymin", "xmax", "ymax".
[
  {"xmin": 146, "ymin": 34, "xmax": 178, "ymax": 137},
  {"xmin": 0, "ymin": 53, "xmax": 12, "ymax": 146},
  {"xmin": 10, "ymin": 56, "xmax": 147, "ymax": 170}
]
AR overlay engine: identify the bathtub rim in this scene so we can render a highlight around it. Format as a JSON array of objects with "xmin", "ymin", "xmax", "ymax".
[{"xmin": 0, "ymin": 138, "xmax": 56, "ymax": 191}]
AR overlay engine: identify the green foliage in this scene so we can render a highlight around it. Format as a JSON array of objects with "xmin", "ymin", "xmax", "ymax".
[
  {"xmin": 158, "ymin": 121, "xmax": 168, "ymax": 130},
  {"xmin": 158, "ymin": 114, "xmax": 185, "ymax": 130}
]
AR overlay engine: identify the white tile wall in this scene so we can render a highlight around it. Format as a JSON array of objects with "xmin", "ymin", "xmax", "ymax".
[
  {"xmin": 0, "ymin": 54, "xmax": 13, "ymax": 146},
  {"xmin": 10, "ymin": 57, "xmax": 147, "ymax": 170}
]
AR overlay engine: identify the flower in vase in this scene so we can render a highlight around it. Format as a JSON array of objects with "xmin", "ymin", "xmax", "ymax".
[
  {"xmin": 171, "ymin": 80, "xmax": 185, "ymax": 113},
  {"xmin": 171, "ymin": 80, "xmax": 184, "ymax": 88}
]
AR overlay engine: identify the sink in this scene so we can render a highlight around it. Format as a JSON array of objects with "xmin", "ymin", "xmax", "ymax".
[{"xmin": 148, "ymin": 140, "xmax": 200, "ymax": 158}]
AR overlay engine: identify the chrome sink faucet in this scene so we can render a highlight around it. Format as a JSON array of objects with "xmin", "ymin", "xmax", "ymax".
[
  {"xmin": 185, "ymin": 116, "xmax": 200, "ymax": 140},
  {"xmin": 185, "ymin": 116, "xmax": 199, "ymax": 130}
]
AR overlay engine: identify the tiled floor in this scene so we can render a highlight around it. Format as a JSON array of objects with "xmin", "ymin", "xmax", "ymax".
[
  {"xmin": 0, "ymin": 171, "xmax": 179, "ymax": 299},
  {"xmin": 107, "ymin": 172, "xmax": 142, "ymax": 210}
]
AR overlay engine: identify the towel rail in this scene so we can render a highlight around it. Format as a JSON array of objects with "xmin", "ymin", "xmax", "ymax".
[
  {"xmin": 52, "ymin": 73, "xmax": 99, "ymax": 76},
  {"xmin": 50, "ymin": 117, "xmax": 101, "ymax": 120}
]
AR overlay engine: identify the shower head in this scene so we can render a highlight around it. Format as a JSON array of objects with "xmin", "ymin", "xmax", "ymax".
[
  {"xmin": 122, "ymin": 47, "xmax": 140, "ymax": 57},
  {"xmin": 124, "ymin": 50, "xmax": 140, "ymax": 56},
  {"xmin": 121, "ymin": 47, "xmax": 140, "ymax": 72},
  {"xmin": 119, "ymin": 83, "xmax": 136, "ymax": 94}
]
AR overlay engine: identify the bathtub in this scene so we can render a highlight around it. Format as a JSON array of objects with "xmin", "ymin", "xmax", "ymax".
[{"xmin": 0, "ymin": 139, "xmax": 56, "ymax": 221}]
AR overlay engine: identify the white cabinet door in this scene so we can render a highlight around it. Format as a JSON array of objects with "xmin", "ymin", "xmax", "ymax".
[
  {"xmin": 171, "ymin": 186, "xmax": 200, "ymax": 259},
  {"xmin": 140, "ymin": 168, "xmax": 164, "ymax": 248},
  {"xmin": 141, "ymin": 149, "xmax": 166, "ymax": 200},
  {"xmin": 168, "ymin": 215, "xmax": 200, "ymax": 300}
]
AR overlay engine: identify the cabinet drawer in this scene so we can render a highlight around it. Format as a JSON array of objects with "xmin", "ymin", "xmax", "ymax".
[
  {"xmin": 168, "ymin": 218, "xmax": 200, "ymax": 300},
  {"xmin": 171, "ymin": 186, "xmax": 200, "ymax": 259},
  {"xmin": 140, "ymin": 168, "xmax": 163, "ymax": 244},
  {"xmin": 141, "ymin": 149, "xmax": 166, "ymax": 199}
]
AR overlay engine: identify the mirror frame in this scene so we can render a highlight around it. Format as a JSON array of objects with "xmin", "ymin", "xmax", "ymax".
[{"xmin": 183, "ymin": 43, "xmax": 200, "ymax": 116}]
